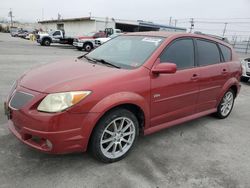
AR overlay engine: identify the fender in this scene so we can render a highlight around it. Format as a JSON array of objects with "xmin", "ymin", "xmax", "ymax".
[
  {"xmin": 216, "ymin": 77, "xmax": 240, "ymax": 106},
  {"xmin": 80, "ymin": 92, "xmax": 150, "ymax": 150},
  {"xmin": 90, "ymin": 92, "xmax": 150, "ymax": 129}
]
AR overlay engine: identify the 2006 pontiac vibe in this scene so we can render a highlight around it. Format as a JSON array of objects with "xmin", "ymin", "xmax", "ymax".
[{"xmin": 5, "ymin": 32, "xmax": 241, "ymax": 162}]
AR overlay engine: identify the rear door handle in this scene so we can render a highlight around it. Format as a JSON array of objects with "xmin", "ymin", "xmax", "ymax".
[{"xmin": 191, "ymin": 73, "xmax": 199, "ymax": 81}]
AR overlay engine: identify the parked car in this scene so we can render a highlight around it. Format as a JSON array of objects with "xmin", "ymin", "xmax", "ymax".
[
  {"xmin": 73, "ymin": 31, "xmax": 107, "ymax": 52},
  {"xmin": 37, "ymin": 30, "xmax": 74, "ymax": 46},
  {"xmin": 241, "ymin": 57, "xmax": 250, "ymax": 82},
  {"xmin": 17, "ymin": 30, "xmax": 29, "ymax": 38},
  {"xmin": 4, "ymin": 32, "xmax": 241, "ymax": 163},
  {"xmin": 94, "ymin": 33, "xmax": 122, "ymax": 47},
  {"xmin": 10, "ymin": 28, "xmax": 20, "ymax": 37}
]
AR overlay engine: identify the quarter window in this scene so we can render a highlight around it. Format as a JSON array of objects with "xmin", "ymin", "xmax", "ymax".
[
  {"xmin": 197, "ymin": 39, "xmax": 221, "ymax": 66},
  {"xmin": 160, "ymin": 39, "xmax": 195, "ymax": 69},
  {"xmin": 219, "ymin": 44, "xmax": 232, "ymax": 62}
]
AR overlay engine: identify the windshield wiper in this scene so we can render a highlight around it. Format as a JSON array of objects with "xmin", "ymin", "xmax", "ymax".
[
  {"xmin": 78, "ymin": 54, "xmax": 97, "ymax": 64},
  {"xmin": 93, "ymin": 58, "xmax": 121, "ymax": 69}
]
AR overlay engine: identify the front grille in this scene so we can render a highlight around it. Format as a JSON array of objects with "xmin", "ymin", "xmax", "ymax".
[
  {"xmin": 95, "ymin": 40, "xmax": 101, "ymax": 45},
  {"xmin": 248, "ymin": 63, "xmax": 250, "ymax": 68},
  {"xmin": 246, "ymin": 72, "xmax": 250, "ymax": 76},
  {"xmin": 9, "ymin": 91, "xmax": 34, "ymax": 110}
]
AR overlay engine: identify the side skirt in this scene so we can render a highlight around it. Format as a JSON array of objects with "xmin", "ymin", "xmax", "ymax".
[{"xmin": 144, "ymin": 108, "xmax": 217, "ymax": 135}]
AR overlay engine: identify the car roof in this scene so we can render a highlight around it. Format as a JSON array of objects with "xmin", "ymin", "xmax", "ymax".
[{"xmin": 125, "ymin": 31, "xmax": 231, "ymax": 48}]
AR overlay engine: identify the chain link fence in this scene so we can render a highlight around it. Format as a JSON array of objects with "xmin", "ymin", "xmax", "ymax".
[{"xmin": 231, "ymin": 36, "xmax": 250, "ymax": 54}]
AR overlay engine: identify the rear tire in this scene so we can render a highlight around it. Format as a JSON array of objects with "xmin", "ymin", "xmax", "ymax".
[
  {"xmin": 241, "ymin": 77, "xmax": 249, "ymax": 82},
  {"xmin": 215, "ymin": 89, "xmax": 235, "ymax": 119},
  {"xmin": 90, "ymin": 108, "xmax": 139, "ymax": 163}
]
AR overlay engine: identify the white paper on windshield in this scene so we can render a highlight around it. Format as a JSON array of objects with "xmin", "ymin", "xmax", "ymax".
[{"xmin": 142, "ymin": 37, "xmax": 162, "ymax": 46}]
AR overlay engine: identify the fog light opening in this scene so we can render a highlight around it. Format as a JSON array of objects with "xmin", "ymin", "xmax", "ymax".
[{"xmin": 45, "ymin": 139, "xmax": 53, "ymax": 149}]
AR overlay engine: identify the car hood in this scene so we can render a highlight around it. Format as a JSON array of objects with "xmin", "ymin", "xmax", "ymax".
[
  {"xmin": 38, "ymin": 33, "xmax": 49, "ymax": 37},
  {"xmin": 19, "ymin": 58, "xmax": 127, "ymax": 93},
  {"xmin": 78, "ymin": 36, "xmax": 93, "ymax": 40},
  {"xmin": 96, "ymin": 37, "xmax": 110, "ymax": 41}
]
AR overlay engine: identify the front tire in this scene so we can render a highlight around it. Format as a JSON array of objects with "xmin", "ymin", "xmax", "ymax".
[
  {"xmin": 42, "ymin": 39, "xmax": 51, "ymax": 46},
  {"xmin": 215, "ymin": 89, "xmax": 235, "ymax": 119},
  {"xmin": 90, "ymin": 108, "xmax": 139, "ymax": 163},
  {"xmin": 83, "ymin": 43, "xmax": 93, "ymax": 52},
  {"xmin": 241, "ymin": 77, "xmax": 249, "ymax": 82}
]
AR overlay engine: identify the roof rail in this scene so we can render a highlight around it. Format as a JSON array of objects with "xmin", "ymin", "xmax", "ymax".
[{"xmin": 194, "ymin": 31, "xmax": 230, "ymax": 43}]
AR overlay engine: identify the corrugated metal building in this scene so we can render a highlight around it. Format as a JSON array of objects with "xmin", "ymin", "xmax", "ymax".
[{"xmin": 38, "ymin": 17, "xmax": 186, "ymax": 37}]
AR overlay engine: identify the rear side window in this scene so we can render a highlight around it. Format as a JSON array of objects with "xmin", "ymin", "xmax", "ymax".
[
  {"xmin": 160, "ymin": 39, "xmax": 195, "ymax": 69},
  {"xmin": 219, "ymin": 44, "xmax": 232, "ymax": 62},
  {"xmin": 196, "ymin": 39, "xmax": 221, "ymax": 66}
]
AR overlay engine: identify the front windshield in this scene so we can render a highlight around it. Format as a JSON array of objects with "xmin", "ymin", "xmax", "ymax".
[{"xmin": 86, "ymin": 35, "xmax": 164, "ymax": 69}]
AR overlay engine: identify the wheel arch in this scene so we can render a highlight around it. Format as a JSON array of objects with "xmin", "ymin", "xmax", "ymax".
[
  {"xmin": 85, "ymin": 92, "xmax": 150, "ymax": 150},
  {"xmin": 83, "ymin": 41, "xmax": 94, "ymax": 48},
  {"xmin": 42, "ymin": 37, "xmax": 52, "ymax": 42},
  {"xmin": 216, "ymin": 78, "xmax": 240, "ymax": 106}
]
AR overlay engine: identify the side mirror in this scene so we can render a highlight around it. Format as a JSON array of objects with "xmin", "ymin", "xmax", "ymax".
[{"xmin": 152, "ymin": 62, "xmax": 177, "ymax": 74}]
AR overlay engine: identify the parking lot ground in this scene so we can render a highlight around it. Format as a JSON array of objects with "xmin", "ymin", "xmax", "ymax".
[{"xmin": 0, "ymin": 32, "xmax": 250, "ymax": 188}]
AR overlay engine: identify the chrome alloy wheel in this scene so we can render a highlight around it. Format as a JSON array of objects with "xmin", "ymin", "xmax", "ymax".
[
  {"xmin": 100, "ymin": 117, "xmax": 136, "ymax": 159},
  {"xmin": 220, "ymin": 91, "xmax": 234, "ymax": 117}
]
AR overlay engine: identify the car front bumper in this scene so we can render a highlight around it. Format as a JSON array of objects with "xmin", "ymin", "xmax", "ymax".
[
  {"xmin": 242, "ymin": 61, "xmax": 250, "ymax": 78},
  {"xmin": 4, "ymin": 86, "xmax": 100, "ymax": 154}
]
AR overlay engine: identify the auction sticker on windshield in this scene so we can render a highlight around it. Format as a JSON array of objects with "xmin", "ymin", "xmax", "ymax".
[{"xmin": 142, "ymin": 37, "xmax": 162, "ymax": 46}]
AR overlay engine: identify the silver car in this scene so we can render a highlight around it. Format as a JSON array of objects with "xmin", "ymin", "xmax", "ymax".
[{"xmin": 241, "ymin": 58, "xmax": 250, "ymax": 82}]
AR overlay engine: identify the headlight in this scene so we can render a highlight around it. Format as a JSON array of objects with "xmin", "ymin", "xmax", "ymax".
[{"xmin": 37, "ymin": 91, "xmax": 91, "ymax": 113}]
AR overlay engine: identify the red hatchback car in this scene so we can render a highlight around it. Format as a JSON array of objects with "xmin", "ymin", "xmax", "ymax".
[{"xmin": 5, "ymin": 32, "xmax": 241, "ymax": 162}]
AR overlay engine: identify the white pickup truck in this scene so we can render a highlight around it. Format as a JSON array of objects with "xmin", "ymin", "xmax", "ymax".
[
  {"xmin": 94, "ymin": 33, "xmax": 122, "ymax": 47},
  {"xmin": 241, "ymin": 58, "xmax": 250, "ymax": 82},
  {"xmin": 73, "ymin": 28, "xmax": 122, "ymax": 51},
  {"xmin": 37, "ymin": 30, "xmax": 74, "ymax": 46}
]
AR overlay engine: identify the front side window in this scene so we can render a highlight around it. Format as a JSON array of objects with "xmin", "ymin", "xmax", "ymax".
[
  {"xmin": 219, "ymin": 44, "xmax": 232, "ymax": 62},
  {"xmin": 53, "ymin": 31, "xmax": 61, "ymax": 36},
  {"xmin": 197, "ymin": 39, "xmax": 221, "ymax": 66},
  {"xmin": 86, "ymin": 36, "xmax": 164, "ymax": 69},
  {"xmin": 160, "ymin": 39, "xmax": 195, "ymax": 69}
]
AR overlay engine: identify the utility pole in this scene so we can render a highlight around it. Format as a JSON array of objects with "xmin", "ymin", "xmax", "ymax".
[
  {"xmin": 8, "ymin": 9, "xmax": 13, "ymax": 27},
  {"xmin": 246, "ymin": 36, "xmax": 250, "ymax": 54},
  {"xmin": 169, "ymin": 17, "xmax": 172, "ymax": 26},
  {"xmin": 42, "ymin": 8, "xmax": 44, "ymax": 21},
  {"xmin": 222, "ymin": 22, "xmax": 228, "ymax": 37},
  {"xmin": 57, "ymin": 13, "xmax": 61, "ymax": 20},
  {"xmin": 189, "ymin": 18, "xmax": 194, "ymax": 33},
  {"xmin": 174, "ymin": 19, "xmax": 177, "ymax": 27}
]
